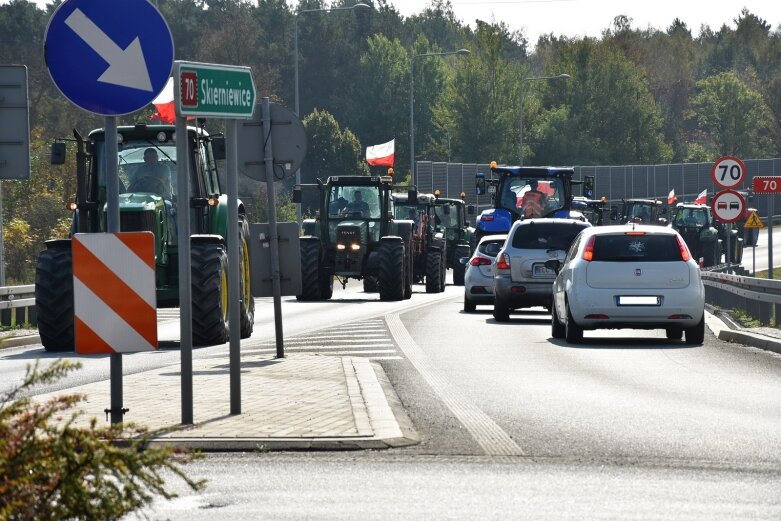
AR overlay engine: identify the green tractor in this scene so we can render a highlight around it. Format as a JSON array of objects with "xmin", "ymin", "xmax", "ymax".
[
  {"xmin": 669, "ymin": 203, "xmax": 743, "ymax": 267},
  {"xmin": 297, "ymin": 175, "xmax": 414, "ymax": 301},
  {"xmin": 392, "ymin": 192, "xmax": 446, "ymax": 293},
  {"xmin": 431, "ymin": 192, "xmax": 474, "ymax": 286},
  {"xmin": 35, "ymin": 123, "xmax": 255, "ymax": 351}
]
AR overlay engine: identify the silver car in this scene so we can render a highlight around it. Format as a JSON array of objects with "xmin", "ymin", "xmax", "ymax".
[
  {"xmin": 463, "ymin": 234, "xmax": 506, "ymax": 312},
  {"xmin": 549, "ymin": 224, "xmax": 705, "ymax": 344},
  {"xmin": 493, "ymin": 219, "xmax": 591, "ymax": 322}
]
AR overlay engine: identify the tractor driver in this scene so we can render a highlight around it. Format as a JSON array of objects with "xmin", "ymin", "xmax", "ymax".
[
  {"xmin": 128, "ymin": 148, "xmax": 173, "ymax": 200},
  {"xmin": 520, "ymin": 180, "xmax": 547, "ymax": 218},
  {"xmin": 343, "ymin": 190, "xmax": 371, "ymax": 217}
]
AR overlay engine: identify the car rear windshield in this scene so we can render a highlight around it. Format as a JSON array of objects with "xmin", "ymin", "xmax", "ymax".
[
  {"xmin": 478, "ymin": 240, "xmax": 504, "ymax": 257},
  {"xmin": 511, "ymin": 222, "xmax": 589, "ymax": 250},
  {"xmin": 592, "ymin": 234, "xmax": 681, "ymax": 262}
]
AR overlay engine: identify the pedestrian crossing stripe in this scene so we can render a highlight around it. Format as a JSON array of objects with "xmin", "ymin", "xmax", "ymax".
[
  {"xmin": 744, "ymin": 211, "xmax": 765, "ymax": 228},
  {"xmin": 73, "ymin": 232, "xmax": 157, "ymax": 354}
]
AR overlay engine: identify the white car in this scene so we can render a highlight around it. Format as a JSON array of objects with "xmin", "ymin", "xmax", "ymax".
[
  {"xmin": 463, "ymin": 234, "xmax": 506, "ymax": 312},
  {"xmin": 549, "ymin": 224, "xmax": 705, "ymax": 344},
  {"xmin": 493, "ymin": 218, "xmax": 592, "ymax": 322}
]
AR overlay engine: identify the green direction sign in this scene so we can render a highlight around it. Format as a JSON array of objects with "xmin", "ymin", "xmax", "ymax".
[{"xmin": 173, "ymin": 61, "xmax": 255, "ymax": 118}]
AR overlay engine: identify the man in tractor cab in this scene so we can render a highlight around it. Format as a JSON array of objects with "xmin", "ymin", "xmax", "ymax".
[
  {"xmin": 343, "ymin": 190, "xmax": 371, "ymax": 217},
  {"xmin": 520, "ymin": 179, "xmax": 547, "ymax": 218},
  {"xmin": 128, "ymin": 148, "xmax": 173, "ymax": 200}
]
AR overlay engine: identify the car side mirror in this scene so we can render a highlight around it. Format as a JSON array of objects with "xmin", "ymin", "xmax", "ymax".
[
  {"xmin": 292, "ymin": 186, "xmax": 302, "ymax": 203},
  {"xmin": 408, "ymin": 186, "xmax": 418, "ymax": 202},
  {"xmin": 467, "ymin": 204, "xmax": 476, "ymax": 215},
  {"xmin": 544, "ymin": 259, "xmax": 562, "ymax": 274},
  {"xmin": 51, "ymin": 142, "xmax": 66, "ymax": 165},
  {"xmin": 211, "ymin": 136, "xmax": 226, "ymax": 160}
]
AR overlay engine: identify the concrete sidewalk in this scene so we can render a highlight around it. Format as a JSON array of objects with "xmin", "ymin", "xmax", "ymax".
[{"xmin": 30, "ymin": 352, "xmax": 419, "ymax": 451}]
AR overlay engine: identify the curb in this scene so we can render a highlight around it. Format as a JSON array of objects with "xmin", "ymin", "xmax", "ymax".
[
  {"xmin": 705, "ymin": 307, "xmax": 781, "ymax": 355},
  {"xmin": 0, "ymin": 334, "xmax": 40, "ymax": 349}
]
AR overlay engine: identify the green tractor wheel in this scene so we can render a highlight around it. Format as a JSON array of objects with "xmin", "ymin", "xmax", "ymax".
[
  {"xmin": 35, "ymin": 246, "xmax": 75, "ymax": 352},
  {"xmin": 238, "ymin": 218, "xmax": 255, "ymax": 338},
  {"xmin": 378, "ymin": 240, "xmax": 405, "ymax": 301},
  {"xmin": 452, "ymin": 245, "xmax": 469, "ymax": 286},
  {"xmin": 191, "ymin": 241, "xmax": 229, "ymax": 346},
  {"xmin": 363, "ymin": 276, "xmax": 378, "ymax": 293},
  {"xmin": 297, "ymin": 239, "xmax": 322, "ymax": 301},
  {"xmin": 425, "ymin": 249, "xmax": 442, "ymax": 293}
]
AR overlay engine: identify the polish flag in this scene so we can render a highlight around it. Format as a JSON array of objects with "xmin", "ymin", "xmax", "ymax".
[
  {"xmin": 366, "ymin": 139, "xmax": 395, "ymax": 167},
  {"xmin": 693, "ymin": 189, "xmax": 707, "ymax": 205},
  {"xmin": 150, "ymin": 77, "xmax": 175, "ymax": 123},
  {"xmin": 667, "ymin": 188, "xmax": 677, "ymax": 205}
]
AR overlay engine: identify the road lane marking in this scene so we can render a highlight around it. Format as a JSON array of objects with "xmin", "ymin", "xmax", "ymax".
[{"xmin": 385, "ymin": 313, "xmax": 525, "ymax": 457}]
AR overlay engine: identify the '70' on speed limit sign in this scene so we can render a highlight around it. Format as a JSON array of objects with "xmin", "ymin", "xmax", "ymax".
[
  {"xmin": 753, "ymin": 176, "xmax": 781, "ymax": 194},
  {"xmin": 711, "ymin": 156, "xmax": 746, "ymax": 189}
]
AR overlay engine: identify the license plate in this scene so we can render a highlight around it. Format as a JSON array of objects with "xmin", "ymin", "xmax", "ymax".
[
  {"xmin": 533, "ymin": 264, "xmax": 554, "ymax": 276},
  {"xmin": 616, "ymin": 296, "xmax": 661, "ymax": 306}
]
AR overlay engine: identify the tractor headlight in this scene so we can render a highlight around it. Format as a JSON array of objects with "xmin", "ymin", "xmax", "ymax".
[
  {"xmin": 337, "ymin": 243, "xmax": 346, "ymax": 250},
  {"xmin": 350, "ymin": 243, "xmax": 360, "ymax": 251}
]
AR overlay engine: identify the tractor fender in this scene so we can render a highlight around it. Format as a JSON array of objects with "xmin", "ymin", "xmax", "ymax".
[
  {"xmin": 302, "ymin": 219, "xmax": 317, "ymax": 237},
  {"xmin": 476, "ymin": 208, "xmax": 513, "ymax": 235},
  {"xmin": 191, "ymin": 234, "xmax": 225, "ymax": 246},
  {"xmin": 44, "ymin": 238, "xmax": 72, "ymax": 250}
]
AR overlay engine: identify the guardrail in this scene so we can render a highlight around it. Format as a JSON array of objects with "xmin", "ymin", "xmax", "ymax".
[
  {"xmin": 701, "ymin": 271, "xmax": 781, "ymax": 326},
  {"xmin": 0, "ymin": 285, "xmax": 36, "ymax": 327}
]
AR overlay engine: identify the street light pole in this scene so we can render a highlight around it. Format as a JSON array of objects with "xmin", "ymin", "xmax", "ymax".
[
  {"xmin": 409, "ymin": 48, "xmax": 469, "ymax": 187},
  {"xmin": 293, "ymin": 3, "xmax": 371, "ymax": 224},
  {"xmin": 519, "ymin": 73, "xmax": 570, "ymax": 166}
]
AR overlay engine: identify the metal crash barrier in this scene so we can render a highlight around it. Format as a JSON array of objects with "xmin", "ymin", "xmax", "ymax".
[
  {"xmin": 0, "ymin": 284, "xmax": 36, "ymax": 327},
  {"xmin": 701, "ymin": 270, "xmax": 781, "ymax": 326}
]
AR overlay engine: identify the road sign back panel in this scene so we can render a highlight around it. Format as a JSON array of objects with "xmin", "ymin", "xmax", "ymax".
[{"xmin": 45, "ymin": 0, "xmax": 174, "ymax": 116}]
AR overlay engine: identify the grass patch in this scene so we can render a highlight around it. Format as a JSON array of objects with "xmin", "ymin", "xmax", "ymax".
[
  {"xmin": 731, "ymin": 309, "xmax": 763, "ymax": 328},
  {"xmin": 753, "ymin": 267, "xmax": 781, "ymax": 279}
]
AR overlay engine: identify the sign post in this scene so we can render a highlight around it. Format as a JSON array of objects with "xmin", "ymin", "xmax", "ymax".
[
  {"xmin": 45, "ymin": 0, "xmax": 174, "ymax": 424},
  {"xmin": 711, "ymin": 157, "xmax": 747, "ymax": 275},
  {"xmin": 743, "ymin": 210, "xmax": 765, "ymax": 276},
  {"xmin": 174, "ymin": 60, "xmax": 255, "ymax": 415},
  {"xmin": 751, "ymin": 176, "xmax": 780, "ymax": 280}
]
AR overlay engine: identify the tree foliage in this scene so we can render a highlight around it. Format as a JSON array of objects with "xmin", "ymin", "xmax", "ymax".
[
  {"xmin": 0, "ymin": 360, "xmax": 204, "ymax": 520},
  {"xmin": 1, "ymin": 0, "xmax": 780, "ymax": 281}
]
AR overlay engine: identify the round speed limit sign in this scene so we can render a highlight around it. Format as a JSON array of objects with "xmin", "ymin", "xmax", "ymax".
[{"xmin": 711, "ymin": 156, "xmax": 746, "ymax": 189}]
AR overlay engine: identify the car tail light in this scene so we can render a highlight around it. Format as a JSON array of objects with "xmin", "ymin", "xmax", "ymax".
[
  {"xmin": 470, "ymin": 257, "xmax": 492, "ymax": 266},
  {"xmin": 496, "ymin": 253, "xmax": 510, "ymax": 270},
  {"xmin": 668, "ymin": 314, "xmax": 692, "ymax": 320},
  {"xmin": 676, "ymin": 235, "xmax": 691, "ymax": 262},
  {"xmin": 582, "ymin": 235, "xmax": 596, "ymax": 261}
]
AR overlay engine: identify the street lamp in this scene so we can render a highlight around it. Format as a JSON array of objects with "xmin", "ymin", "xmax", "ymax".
[
  {"xmin": 518, "ymin": 73, "xmax": 570, "ymax": 165},
  {"xmin": 409, "ymin": 48, "xmax": 470, "ymax": 187},
  {"xmin": 293, "ymin": 2, "xmax": 371, "ymax": 224}
]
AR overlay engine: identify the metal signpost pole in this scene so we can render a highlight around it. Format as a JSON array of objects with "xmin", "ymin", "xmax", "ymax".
[
  {"xmin": 262, "ymin": 98, "xmax": 285, "ymax": 358},
  {"xmin": 175, "ymin": 115, "xmax": 194, "ymax": 425},
  {"xmin": 769, "ymin": 197, "xmax": 774, "ymax": 280},
  {"xmin": 726, "ymin": 223, "xmax": 731, "ymax": 274},
  {"xmin": 104, "ymin": 116, "xmax": 123, "ymax": 425},
  {"xmin": 226, "ymin": 120, "xmax": 241, "ymax": 414}
]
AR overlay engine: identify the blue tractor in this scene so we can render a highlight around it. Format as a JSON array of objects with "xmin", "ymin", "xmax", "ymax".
[{"xmin": 472, "ymin": 162, "xmax": 579, "ymax": 249}]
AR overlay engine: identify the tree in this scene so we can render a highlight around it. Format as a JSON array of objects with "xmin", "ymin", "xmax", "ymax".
[
  {"xmin": 300, "ymin": 110, "xmax": 368, "ymax": 214},
  {"xmin": 0, "ymin": 360, "xmax": 204, "ymax": 520},
  {"xmin": 687, "ymin": 71, "xmax": 777, "ymax": 158},
  {"xmin": 435, "ymin": 22, "xmax": 521, "ymax": 165}
]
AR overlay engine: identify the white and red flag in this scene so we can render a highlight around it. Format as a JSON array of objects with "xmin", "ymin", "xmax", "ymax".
[
  {"xmin": 150, "ymin": 77, "xmax": 175, "ymax": 123},
  {"xmin": 693, "ymin": 189, "xmax": 707, "ymax": 205},
  {"xmin": 366, "ymin": 139, "xmax": 395, "ymax": 167},
  {"xmin": 667, "ymin": 188, "xmax": 677, "ymax": 205}
]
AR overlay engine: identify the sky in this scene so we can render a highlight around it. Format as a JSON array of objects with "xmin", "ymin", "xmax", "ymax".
[
  {"xmin": 388, "ymin": 0, "xmax": 781, "ymax": 46},
  {"xmin": 11, "ymin": 0, "xmax": 781, "ymax": 48}
]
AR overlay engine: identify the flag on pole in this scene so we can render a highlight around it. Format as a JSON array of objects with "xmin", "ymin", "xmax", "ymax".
[
  {"xmin": 667, "ymin": 188, "xmax": 677, "ymax": 205},
  {"xmin": 150, "ymin": 77, "xmax": 175, "ymax": 123},
  {"xmin": 693, "ymin": 189, "xmax": 707, "ymax": 205},
  {"xmin": 366, "ymin": 139, "xmax": 395, "ymax": 167}
]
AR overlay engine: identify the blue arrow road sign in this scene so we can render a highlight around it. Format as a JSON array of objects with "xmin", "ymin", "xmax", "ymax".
[{"xmin": 45, "ymin": 0, "xmax": 174, "ymax": 116}]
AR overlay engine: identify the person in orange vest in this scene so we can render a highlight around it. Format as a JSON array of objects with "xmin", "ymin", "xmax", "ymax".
[{"xmin": 520, "ymin": 179, "xmax": 547, "ymax": 218}]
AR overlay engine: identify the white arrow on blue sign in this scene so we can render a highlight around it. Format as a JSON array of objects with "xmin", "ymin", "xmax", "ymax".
[{"xmin": 45, "ymin": 0, "xmax": 174, "ymax": 116}]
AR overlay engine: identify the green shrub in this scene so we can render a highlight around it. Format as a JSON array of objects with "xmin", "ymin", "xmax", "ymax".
[{"xmin": 0, "ymin": 360, "xmax": 205, "ymax": 520}]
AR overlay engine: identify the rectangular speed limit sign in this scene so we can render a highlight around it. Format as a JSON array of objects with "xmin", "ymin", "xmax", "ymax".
[{"xmin": 753, "ymin": 176, "xmax": 781, "ymax": 194}]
